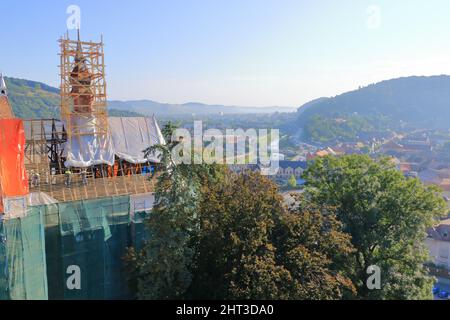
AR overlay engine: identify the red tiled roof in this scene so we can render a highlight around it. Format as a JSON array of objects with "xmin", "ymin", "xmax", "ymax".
[{"xmin": 0, "ymin": 96, "xmax": 14, "ymax": 119}]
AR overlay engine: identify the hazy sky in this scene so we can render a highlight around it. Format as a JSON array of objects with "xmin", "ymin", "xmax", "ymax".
[{"xmin": 1, "ymin": 0, "xmax": 450, "ymax": 106}]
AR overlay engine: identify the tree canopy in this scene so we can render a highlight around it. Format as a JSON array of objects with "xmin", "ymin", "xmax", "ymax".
[
  {"xmin": 125, "ymin": 129, "xmax": 445, "ymax": 300},
  {"xmin": 302, "ymin": 154, "xmax": 446, "ymax": 299},
  {"xmin": 124, "ymin": 124, "xmax": 356, "ymax": 300}
]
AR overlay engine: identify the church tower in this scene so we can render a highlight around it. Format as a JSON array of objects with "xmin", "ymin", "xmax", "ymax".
[
  {"xmin": 70, "ymin": 30, "xmax": 93, "ymax": 114},
  {"xmin": 59, "ymin": 30, "xmax": 107, "ymax": 139},
  {"xmin": 0, "ymin": 73, "xmax": 7, "ymax": 96},
  {"xmin": 0, "ymin": 73, "xmax": 15, "ymax": 118}
]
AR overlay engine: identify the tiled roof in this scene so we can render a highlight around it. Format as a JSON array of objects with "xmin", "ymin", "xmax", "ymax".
[
  {"xmin": 427, "ymin": 219, "xmax": 450, "ymax": 242},
  {"xmin": 440, "ymin": 179, "xmax": 450, "ymax": 191},
  {"xmin": 277, "ymin": 160, "xmax": 308, "ymax": 169},
  {"xmin": 0, "ymin": 97, "xmax": 14, "ymax": 119}
]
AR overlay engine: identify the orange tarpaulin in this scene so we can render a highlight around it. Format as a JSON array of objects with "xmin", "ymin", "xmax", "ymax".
[{"xmin": 0, "ymin": 119, "xmax": 29, "ymax": 212}]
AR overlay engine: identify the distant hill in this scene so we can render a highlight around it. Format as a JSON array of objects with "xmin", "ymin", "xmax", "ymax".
[
  {"xmin": 4, "ymin": 77, "xmax": 295, "ymax": 119},
  {"xmin": 5, "ymin": 77, "xmax": 60, "ymax": 118},
  {"xmin": 297, "ymin": 75, "xmax": 450, "ymax": 128},
  {"xmin": 4, "ymin": 77, "xmax": 143, "ymax": 118},
  {"xmin": 108, "ymin": 100, "xmax": 296, "ymax": 115},
  {"xmin": 296, "ymin": 75, "xmax": 450, "ymax": 142}
]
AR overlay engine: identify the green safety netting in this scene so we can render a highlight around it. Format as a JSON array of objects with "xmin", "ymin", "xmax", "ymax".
[
  {"xmin": 44, "ymin": 195, "xmax": 133, "ymax": 300},
  {"xmin": 130, "ymin": 209, "xmax": 150, "ymax": 252},
  {"xmin": 0, "ymin": 208, "xmax": 48, "ymax": 300},
  {"xmin": 0, "ymin": 193, "xmax": 154, "ymax": 300},
  {"xmin": 129, "ymin": 193, "xmax": 153, "ymax": 252}
]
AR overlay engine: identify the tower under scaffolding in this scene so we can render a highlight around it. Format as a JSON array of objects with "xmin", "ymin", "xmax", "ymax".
[
  {"xmin": 23, "ymin": 117, "xmax": 158, "ymax": 203},
  {"xmin": 0, "ymin": 30, "xmax": 166, "ymax": 300},
  {"xmin": 15, "ymin": 32, "xmax": 163, "ymax": 203},
  {"xmin": 59, "ymin": 31, "xmax": 108, "ymax": 139}
]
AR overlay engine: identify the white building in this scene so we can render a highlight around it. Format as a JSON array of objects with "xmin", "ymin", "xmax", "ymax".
[{"xmin": 426, "ymin": 219, "xmax": 450, "ymax": 269}]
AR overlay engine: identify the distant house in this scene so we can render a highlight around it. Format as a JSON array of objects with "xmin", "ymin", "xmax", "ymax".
[
  {"xmin": 274, "ymin": 160, "xmax": 308, "ymax": 180},
  {"xmin": 379, "ymin": 141, "xmax": 405, "ymax": 155},
  {"xmin": 399, "ymin": 163, "xmax": 412, "ymax": 173},
  {"xmin": 228, "ymin": 164, "xmax": 259, "ymax": 174},
  {"xmin": 334, "ymin": 143, "xmax": 363, "ymax": 155},
  {"xmin": 427, "ymin": 219, "xmax": 450, "ymax": 270},
  {"xmin": 405, "ymin": 171, "xmax": 419, "ymax": 179},
  {"xmin": 228, "ymin": 160, "xmax": 308, "ymax": 184},
  {"xmin": 307, "ymin": 148, "xmax": 332, "ymax": 160},
  {"xmin": 419, "ymin": 169, "xmax": 442, "ymax": 185},
  {"xmin": 440, "ymin": 179, "xmax": 450, "ymax": 192},
  {"xmin": 401, "ymin": 138, "xmax": 433, "ymax": 153}
]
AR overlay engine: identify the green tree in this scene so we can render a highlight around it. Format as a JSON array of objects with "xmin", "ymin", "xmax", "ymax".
[
  {"xmin": 302, "ymin": 155, "xmax": 446, "ymax": 299},
  {"xmin": 125, "ymin": 124, "xmax": 357, "ymax": 300},
  {"xmin": 188, "ymin": 171, "xmax": 287, "ymax": 299},
  {"xmin": 124, "ymin": 123, "xmax": 200, "ymax": 299},
  {"xmin": 273, "ymin": 194, "xmax": 356, "ymax": 299},
  {"xmin": 287, "ymin": 174, "xmax": 297, "ymax": 188},
  {"xmin": 188, "ymin": 172, "xmax": 355, "ymax": 300},
  {"xmin": 124, "ymin": 123, "xmax": 225, "ymax": 299}
]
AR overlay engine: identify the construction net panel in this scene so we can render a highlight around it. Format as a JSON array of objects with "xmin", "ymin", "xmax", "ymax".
[
  {"xmin": 129, "ymin": 193, "xmax": 153, "ymax": 252},
  {"xmin": 0, "ymin": 208, "xmax": 48, "ymax": 300},
  {"xmin": 43, "ymin": 195, "xmax": 133, "ymax": 300},
  {"xmin": 0, "ymin": 192, "xmax": 154, "ymax": 300}
]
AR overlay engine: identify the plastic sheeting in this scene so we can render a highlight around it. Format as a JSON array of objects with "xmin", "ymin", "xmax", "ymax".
[
  {"xmin": 129, "ymin": 192, "xmax": 155, "ymax": 219},
  {"xmin": 0, "ymin": 208, "xmax": 48, "ymax": 300},
  {"xmin": 3, "ymin": 196, "xmax": 27, "ymax": 219},
  {"xmin": 27, "ymin": 192, "xmax": 58, "ymax": 207},
  {"xmin": 4, "ymin": 192, "xmax": 58, "ymax": 221},
  {"xmin": 109, "ymin": 116, "xmax": 165, "ymax": 164},
  {"xmin": 129, "ymin": 193, "xmax": 154, "ymax": 252},
  {"xmin": 63, "ymin": 116, "xmax": 115, "ymax": 168},
  {"xmin": 63, "ymin": 116, "xmax": 165, "ymax": 168},
  {"xmin": 0, "ymin": 119, "xmax": 29, "ymax": 213}
]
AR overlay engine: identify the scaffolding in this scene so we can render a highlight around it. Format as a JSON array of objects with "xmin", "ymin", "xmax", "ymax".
[
  {"xmin": 22, "ymin": 119, "xmax": 157, "ymax": 202},
  {"xmin": 0, "ymin": 30, "xmax": 162, "ymax": 300},
  {"xmin": 59, "ymin": 32, "xmax": 108, "ymax": 139},
  {"xmin": 14, "ymin": 33, "xmax": 161, "ymax": 203},
  {"xmin": 23, "ymin": 119, "xmax": 66, "ymax": 175}
]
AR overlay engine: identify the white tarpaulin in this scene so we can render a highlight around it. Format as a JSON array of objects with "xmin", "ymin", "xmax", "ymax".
[
  {"xmin": 130, "ymin": 192, "xmax": 155, "ymax": 221},
  {"xmin": 63, "ymin": 116, "xmax": 165, "ymax": 168},
  {"xmin": 109, "ymin": 116, "xmax": 165, "ymax": 164},
  {"xmin": 63, "ymin": 115, "xmax": 115, "ymax": 168},
  {"xmin": 2, "ymin": 196, "xmax": 27, "ymax": 219},
  {"xmin": 130, "ymin": 192, "xmax": 155, "ymax": 213},
  {"xmin": 27, "ymin": 192, "xmax": 58, "ymax": 206}
]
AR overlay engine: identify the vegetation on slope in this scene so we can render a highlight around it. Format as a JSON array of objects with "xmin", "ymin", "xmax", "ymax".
[
  {"xmin": 5, "ymin": 77, "xmax": 59, "ymax": 118},
  {"xmin": 297, "ymin": 75, "xmax": 450, "ymax": 142},
  {"xmin": 303, "ymin": 114, "xmax": 392, "ymax": 143},
  {"xmin": 5, "ymin": 77, "xmax": 143, "ymax": 118}
]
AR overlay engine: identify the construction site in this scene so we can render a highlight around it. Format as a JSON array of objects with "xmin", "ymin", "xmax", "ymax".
[{"xmin": 0, "ymin": 31, "xmax": 162, "ymax": 299}]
